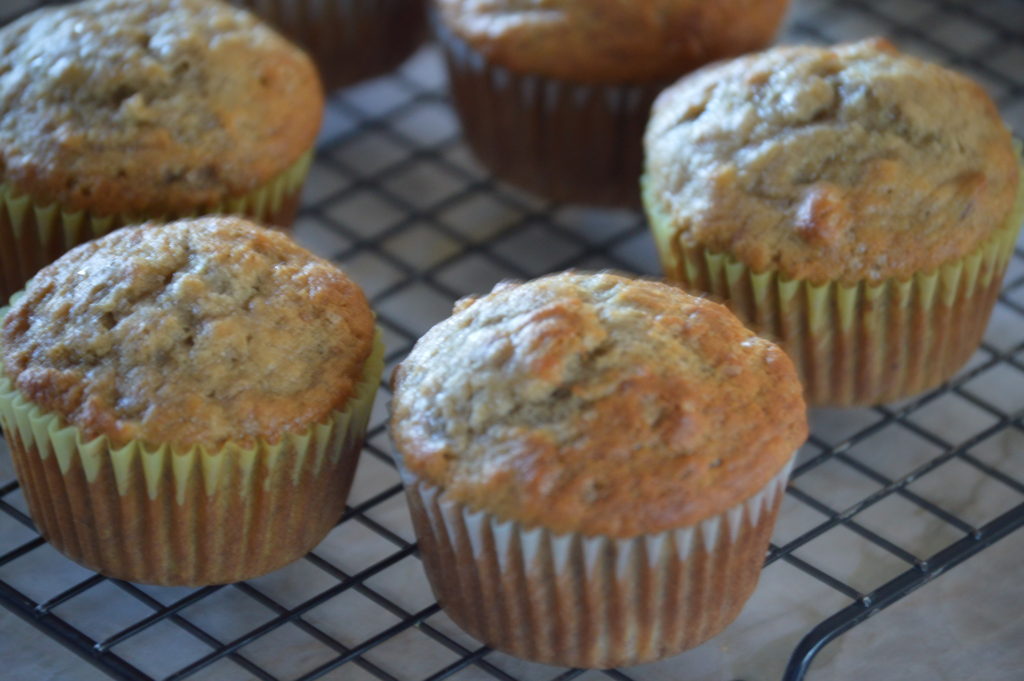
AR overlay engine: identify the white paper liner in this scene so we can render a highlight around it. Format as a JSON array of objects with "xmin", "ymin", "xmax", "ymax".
[{"xmin": 399, "ymin": 456, "xmax": 795, "ymax": 668}]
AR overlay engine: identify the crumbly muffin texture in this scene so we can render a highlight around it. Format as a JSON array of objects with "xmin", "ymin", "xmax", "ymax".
[
  {"xmin": 644, "ymin": 38, "xmax": 1020, "ymax": 285},
  {"xmin": 435, "ymin": 0, "xmax": 789, "ymax": 84},
  {"xmin": 391, "ymin": 272, "xmax": 807, "ymax": 537},
  {"xmin": 0, "ymin": 0, "xmax": 322, "ymax": 215},
  {"xmin": 2, "ymin": 216, "xmax": 374, "ymax": 450}
]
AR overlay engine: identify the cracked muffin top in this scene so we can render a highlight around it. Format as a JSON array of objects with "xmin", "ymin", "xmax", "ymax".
[
  {"xmin": 644, "ymin": 38, "xmax": 1020, "ymax": 285},
  {"xmin": 0, "ymin": 0, "xmax": 322, "ymax": 216},
  {"xmin": 434, "ymin": 0, "xmax": 790, "ymax": 84},
  {"xmin": 390, "ymin": 271, "xmax": 807, "ymax": 537},
  {"xmin": 1, "ymin": 216, "xmax": 374, "ymax": 450}
]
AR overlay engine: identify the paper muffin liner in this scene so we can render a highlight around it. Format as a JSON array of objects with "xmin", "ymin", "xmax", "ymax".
[
  {"xmin": 0, "ymin": 149, "xmax": 313, "ymax": 301},
  {"xmin": 397, "ymin": 456, "xmax": 794, "ymax": 668},
  {"xmin": 645, "ymin": 174, "xmax": 1024, "ymax": 406},
  {"xmin": 434, "ymin": 13, "xmax": 664, "ymax": 207},
  {"xmin": 234, "ymin": 0, "xmax": 426, "ymax": 90},
  {"xmin": 0, "ymin": 316, "xmax": 384, "ymax": 586}
]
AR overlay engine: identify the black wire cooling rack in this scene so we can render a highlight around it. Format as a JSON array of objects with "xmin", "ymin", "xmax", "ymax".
[{"xmin": 2, "ymin": 1, "xmax": 1024, "ymax": 680}]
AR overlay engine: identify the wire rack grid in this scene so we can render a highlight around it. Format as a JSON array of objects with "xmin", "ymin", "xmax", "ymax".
[{"xmin": 1, "ymin": 0, "xmax": 1024, "ymax": 680}]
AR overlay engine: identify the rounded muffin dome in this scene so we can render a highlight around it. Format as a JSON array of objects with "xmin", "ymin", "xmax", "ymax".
[
  {"xmin": 1, "ymin": 215, "xmax": 375, "ymax": 449},
  {"xmin": 390, "ymin": 271, "xmax": 807, "ymax": 537},
  {"xmin": 0, "ymin": 0, "xmax": 323, "ymax": 216},
  {"xmin": 644, "ymin": 38, "xmax": 1019, "ymax": 285}
]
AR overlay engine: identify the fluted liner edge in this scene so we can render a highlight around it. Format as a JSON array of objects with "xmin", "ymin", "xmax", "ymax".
[
  {"xmin": 0, "ymin": 149, "xmax": 313, "ymax": 299},
  {"xmin": 644, "ymin": 170, "xmax": 1024, "ymax": 406},
  {"xmin": 401, "ymin": 457, "xmax": 794, "ymax": 668},
  {"xmin": 0, "ymin": 320, "xmax": 383, "ymax": 586}
]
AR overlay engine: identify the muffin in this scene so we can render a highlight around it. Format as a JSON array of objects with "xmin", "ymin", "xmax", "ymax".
[
  {"xmin": 232, "ymin": 0, "xmax": 427, "ymax": 91},
  {"xmin": 644, "ymin": 38, "xmax": 1023, "ymax": 406},
  {"xmin": 433, "ymin": 0, "xmax": 790, "ymax": 206},
  {"xmin": 390, "ymin": 271, "xmax": 807, "ymax": 667},
  {"xmin": 0, "ymin": 216, "xmax": 383, "ymax": 586},
  {"xmin": 0, "ymin": 0, "xmax": 324, "ymax": 299}
]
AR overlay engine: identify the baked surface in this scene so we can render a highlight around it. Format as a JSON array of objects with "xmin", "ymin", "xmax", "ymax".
[
  {"xmin": 391, "ymin": 271, "xmax": 807, "ymax": 537},
  {"xmin": 0, "ymin": 0, "xmax": 322, "ymax": 216},
  {"xmin": 2, "ymin": 216, "xmax": 374, "ymax": 449},
  {"xmin": 434, "ymin": 0, "xmax": 789, "ymax": 84},
  {"xmin": 644, "ymin": 38, "xmax": 1020, "ymax": 285}
]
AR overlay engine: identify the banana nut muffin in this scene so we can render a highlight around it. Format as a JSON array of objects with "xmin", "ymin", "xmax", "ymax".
[
  {"xmin": 0, "ymin": 0, "xmax": 323, "ymax": 298},
  {"xmin": 644, "ymin": 38, "xmax": 1023, "ymax": 404},
  {"xmin": 433, "ymin": 0, "xmax": 790, "ymax": 206},
  {"xmin": 645, "ymin": 38, "xmax": 1018, "ymax": 286},
  {"xmin": 391, "ymin": 271, "xmax": 807, "ymax": 666},
  {"xmin": 232, "ymin": 0, "xmax": 426, "ymax": 91},
  {"xmin": 0, "ymin": 216, "xmax": 380, "ymax": 585}
]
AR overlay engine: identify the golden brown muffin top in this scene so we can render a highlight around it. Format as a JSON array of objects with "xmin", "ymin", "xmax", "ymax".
[
  {"xmin": 1, "ymin": 216, "xmax": 375, "ymax": 450},
  {"xmin": 434, "ymin": 0, "xmax": 789, "ymax": 84},
  {"xmin": 390, "ymin": 271, "xmax": 807, "ymax": 538},
  {"xmin": 0, "ymin": 0, "xmax": 322, "ymax": 216},
  {"xmin": 644, "ymin": 38, "xmax": 1020, "ymax": 286}
]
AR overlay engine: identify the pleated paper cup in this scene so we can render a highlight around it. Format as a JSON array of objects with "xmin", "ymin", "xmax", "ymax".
[
  {"xmin": 434, "ymin": 13, "xmax": 664, "ymax": 208},
  {"xmin": 397, "ymin": 456, "xmax": 794, "ymax": 669},
  {"xmin": 234, "ymin": 0, "xmax": 426, "ymax": 90},
  {"xmin": 0, "ymin": 318, "xmax": 383, "ymax": 587},
  {"xmin": 0, "ymin": 149, "xmax": 313, "ymax": 301},
  {"xmin": 645, "ymin": 174, "xmax": 1024, "ymax": 407}
]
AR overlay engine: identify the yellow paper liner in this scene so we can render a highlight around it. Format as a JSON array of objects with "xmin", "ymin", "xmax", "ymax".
[
  {"xmin": 234, "ymin": 0, "xmax": 426, "ymax": 91},
  {"xmin": 397, "ymin": 456, "xmax": 794, "ymax": 668},
  {"xmin": 434, "ymin": 11, "xmax": 663, "ymax": 207},
  {"xmin": 0, "ymin": 149, "xmax": 313, "ymax": 300},
  {"xmin": 0, "ymin": 322, "xmax": 384, "ymax": 586},
  {"xmin": 644, "ymin": 172, "xmax": 1024, "ymax": 406}
]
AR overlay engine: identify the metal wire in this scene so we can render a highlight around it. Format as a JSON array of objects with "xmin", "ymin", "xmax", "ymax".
[{"xmin": 1, "ymin": 1, "xmax": 1023, "ymax": 680}]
